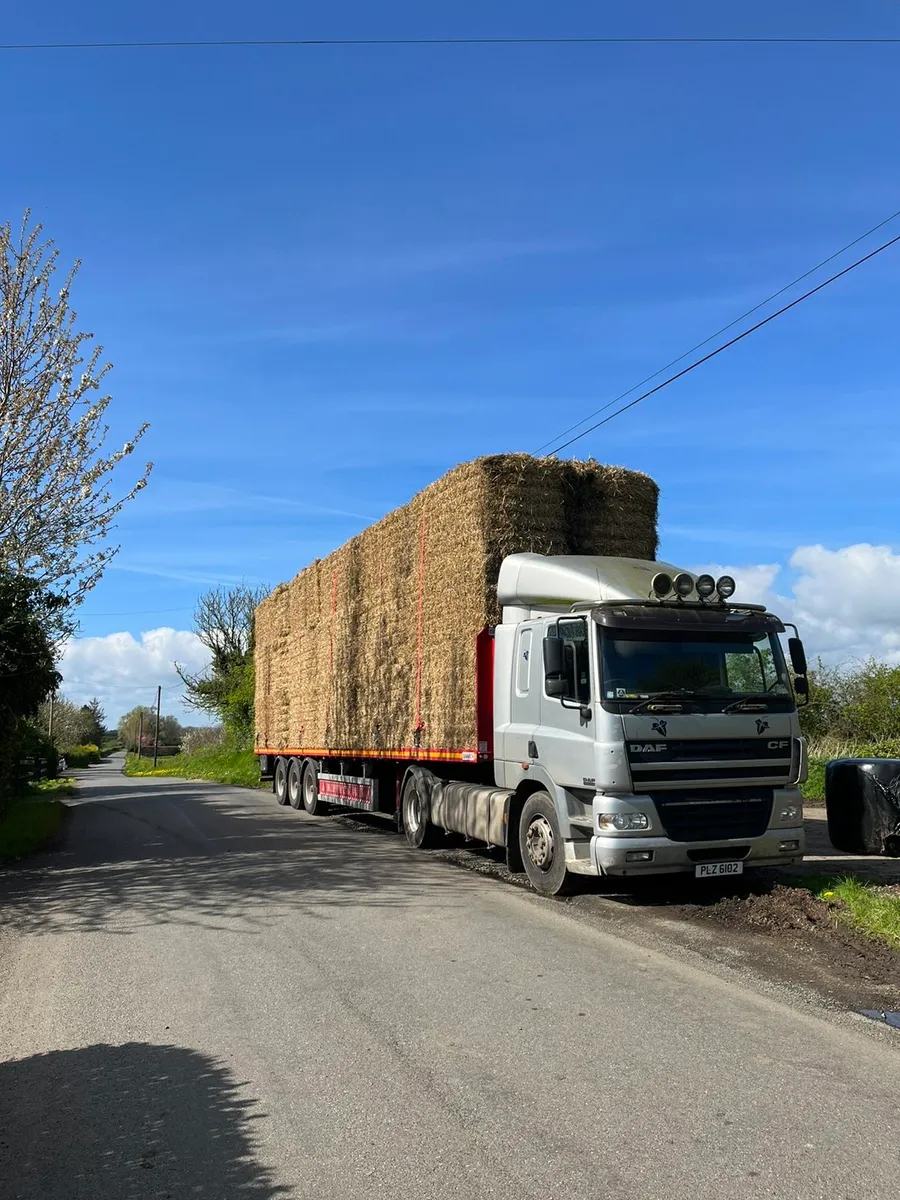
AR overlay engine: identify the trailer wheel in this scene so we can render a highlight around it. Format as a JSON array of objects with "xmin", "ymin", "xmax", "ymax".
[
  {"xmin": 518, "ymin": 791, "xmax": 574, "ymax": 896},
  {"xmin": 288, "ymin": 759, "xmax": 303, "ymax": 809},
  {"xmin": 301, "ymin": 759, "xmax": 329, "ymax": 816},
  {"xmin": 402, "ymin": 773, "xmax": 441, "ymax": 849},
  {"xmin": 274, "ymin": 757, "xmax": 289, "ymax": 805}
]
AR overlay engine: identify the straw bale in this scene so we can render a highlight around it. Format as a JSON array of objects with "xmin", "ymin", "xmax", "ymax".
[{"xmin": 255, "ymin": 454, "xmax": 658, "ymax": 754}]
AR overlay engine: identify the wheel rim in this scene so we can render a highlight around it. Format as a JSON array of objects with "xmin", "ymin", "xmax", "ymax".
[
  {"xmin": 525, "ymin": 814, "xmax": 555, "ymax": 871},
  {"xmin": 304, "ymin": 770, "xmax": 315, "ymax": 810},
  {"xmin": 276, "ymin": 764, "xmax": 286, "ymax": 795},
  {"xmin": 404, "ymin": 788, "xmax": 422, "ymax": 834},
  {"xmin": 289, "ymin": 770, "xmax": 299, "ymax": 804}
]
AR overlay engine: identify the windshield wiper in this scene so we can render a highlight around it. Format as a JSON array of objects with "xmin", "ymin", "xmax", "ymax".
[
  {"xmin": 722, "ymin": 693, "xmax": 774, "ymax": 713},
  {"xmin": 629, "ymin": 690, "xmax": 695, "ymax": 713}
]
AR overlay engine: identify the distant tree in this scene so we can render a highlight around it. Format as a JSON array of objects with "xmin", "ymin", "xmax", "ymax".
[
  {"xmin": 176, "ymin": 583, "xmax": 268, "ymax": 746},
  {"xmin": 80, "ymin": 697, "xmax": 106, "ymax": 746},
  {"xmin": 0, "ymin": 212, "xmax": 152, "ymax": 632},
  {"xmin": 118, "ymin": 705, "xmax": 183, "ymax": 752},
  {"xmin": 159, "ymin": 714, "xmax": 183, "ymax": 747},
  {"xmin": 37, "ymin": 694, "xmax": 95, "ymax": 748},
  {"xmin": 118, "ymin": 705, "xmax": 155, "ymax": 753}
]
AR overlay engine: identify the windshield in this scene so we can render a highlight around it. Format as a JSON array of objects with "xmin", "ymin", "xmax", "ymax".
[{"xmin": 599, "ymin": 628, "xmax": 792, "ymax": 705}]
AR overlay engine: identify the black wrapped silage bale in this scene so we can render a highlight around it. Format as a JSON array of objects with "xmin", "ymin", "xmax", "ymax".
[{"xmin": 825, "ymin": 758, "xmax": 900, "ymax": 856}]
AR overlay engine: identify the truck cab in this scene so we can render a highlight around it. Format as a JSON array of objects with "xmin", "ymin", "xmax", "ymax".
[{"xmin": 493, "ymin": 554, "xmax": 808, "ymax": 891}]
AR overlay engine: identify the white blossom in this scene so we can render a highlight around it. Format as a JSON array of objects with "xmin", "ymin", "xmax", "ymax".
[{"xmin": 0, "ymin": 212, "xmax": 152, "ymax": 633}]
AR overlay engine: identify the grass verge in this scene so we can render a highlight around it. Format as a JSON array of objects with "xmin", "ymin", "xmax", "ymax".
[
  {"xmin": 802, "ymin": 758, "xmax": 827, "ymax": 803},
  {"xmin": 0, "ymin": 778, "xmax": 76, "ymax": 863},
  {"xmin": 809, "ymin": 875, "xmax": 900, "ymax": 951},
  {"xmin": 124, "ymin": 748, "xmax": 262, "ymax": 789}
]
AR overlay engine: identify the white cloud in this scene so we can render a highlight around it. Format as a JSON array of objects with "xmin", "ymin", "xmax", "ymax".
[
  {"xmin": 58, "ymin": 628, "xmax": 212, "ymax": 725},
  {"xmin": 693, "ymin": 544, "xmax": 900, "ymax": 666}
]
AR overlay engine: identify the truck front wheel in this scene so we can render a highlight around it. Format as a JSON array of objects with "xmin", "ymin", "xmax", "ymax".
[
  {"xmin": 519, "ymin": 791, "xmax": 574, "ymax": 896},
  {"xmin": 274, "ymin": 757, "xmax": 289, "ymax": 805}
]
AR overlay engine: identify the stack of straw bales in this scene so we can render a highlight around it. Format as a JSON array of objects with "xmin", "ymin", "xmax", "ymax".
[{"xmin": 255, "ymin": 454, "xmax": 658, "ymax": 754}]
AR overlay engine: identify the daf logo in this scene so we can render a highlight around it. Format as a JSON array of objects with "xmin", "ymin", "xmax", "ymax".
[
  {"xmin": 630, "ymin": 744, "xmax": 667, "ymax": 753},
  {"xmin": 755, "ymin": 719, "xmax": 770, "ymax": 735},
  {"xmin": 651, "ymin": 719, "xmax": 668, "ymax": 737},
  {"xmin": 768, "ymin": 739, "xmax": 790, "ymax": 750}
]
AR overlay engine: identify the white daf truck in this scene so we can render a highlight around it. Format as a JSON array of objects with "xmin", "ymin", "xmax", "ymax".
[{"xmin": 452, "ymin": 553, "xmax": 809, "ymax": 893}]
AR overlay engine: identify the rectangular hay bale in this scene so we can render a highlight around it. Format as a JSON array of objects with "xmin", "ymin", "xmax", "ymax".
[{"xmin": 255, "ymin": 454, "xmax": 658, "ymax": 755}]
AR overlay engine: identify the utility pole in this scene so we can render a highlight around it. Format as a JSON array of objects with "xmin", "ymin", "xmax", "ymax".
[
  {"xmin": 153, "ymin": 686, "xmax": 161, "ymax": 769},
  {"xmin": 137, "ymin": 712, "xmax": 144, "ymax": 759}
]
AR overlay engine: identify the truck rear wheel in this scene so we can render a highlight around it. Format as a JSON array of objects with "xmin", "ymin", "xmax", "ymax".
[
  {"xmin": 402, "ymin": 773, "xmax": 441, "ymax": 849},
  {"xmin": 301, "ymin": 760, "xmax": 329, "ymax": 816},
  {"xmin": 288, "ymin": 759, "xmax": 303, "ymax": 809},
  {"xmin": 274, "ymin": 757, "xmax": 289, "ymax": 805},
  {"xmin": 519, "ymin": 791, "xmax": 574, "ymax": 896}
]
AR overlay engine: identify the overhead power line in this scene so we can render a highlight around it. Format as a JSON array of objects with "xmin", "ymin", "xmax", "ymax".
[
  {"xmin": 77, "ymin": 606, "xmax": 194, "ymax": 618},
  {"xmin": 541, "ymin": 230, "xmax": 900, "ymax": 457},
  {"xmin": 535, "ymin": 205, "xmax": 900, "ymax": 454},
  {"xmin": 2, "ymin": 36, "xmax": 900, "ymax": 51}
]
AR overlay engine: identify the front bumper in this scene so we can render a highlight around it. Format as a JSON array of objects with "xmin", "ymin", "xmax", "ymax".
[{"xmin": 591, "ymin": 825, "xmax": 806, "ymax": 876}]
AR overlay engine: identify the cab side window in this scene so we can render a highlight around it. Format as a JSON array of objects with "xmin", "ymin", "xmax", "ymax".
[{"xmin": 546, "ymin": 618, "xmax": 590, "ymax": 703}]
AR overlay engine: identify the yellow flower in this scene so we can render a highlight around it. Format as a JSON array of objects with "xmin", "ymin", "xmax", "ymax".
[{"xmin": 822, "ymin": 890, "xmax": 835, "ymax": 899}]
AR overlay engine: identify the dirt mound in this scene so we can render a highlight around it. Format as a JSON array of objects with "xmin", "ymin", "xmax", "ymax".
[{"xmin": 707, "ymin": 884, "xmax": 838, "ymax": 935}]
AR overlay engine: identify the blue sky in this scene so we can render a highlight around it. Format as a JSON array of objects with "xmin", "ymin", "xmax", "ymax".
[{"xmin": 3, "ymin": 0, "xmax": 900, "ymax": 720}]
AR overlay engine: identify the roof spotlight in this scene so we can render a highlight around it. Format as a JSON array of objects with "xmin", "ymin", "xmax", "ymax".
[
  {"xmin": 674, "ymin": 572, "xmax": 695, "ymax": 598},
  {"xmin": 716, "ymin": 575, "xmax": 736, "ymax": 599},
  {"xmin": 651, "ymin": 572, "xmax": 673, "ymax": 598},
  {"xmin": 695, "ymin": 573, "xmax": 716, "ymax": 599}
]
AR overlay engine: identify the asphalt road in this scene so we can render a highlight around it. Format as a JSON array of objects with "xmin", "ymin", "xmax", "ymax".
[{"xmin": 2, "ymin": 757, "xmax": 900, "ymax": 1200}]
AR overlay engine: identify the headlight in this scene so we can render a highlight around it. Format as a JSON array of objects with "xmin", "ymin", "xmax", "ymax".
[
  {"xmin": 779, "ymin": 804, "xmax": 801, "ymax": 823},
  {"xmin": 599, "ymin": 812, "xmax": 650, "ymax": 832},
  {"xmin": 695, "ymin": 573, "xmax": 716, "ymax": 599}
]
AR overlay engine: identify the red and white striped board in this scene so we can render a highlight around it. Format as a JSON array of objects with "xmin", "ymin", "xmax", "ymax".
[{"xmin": 318, "ymin": 772, "xmax": 378, "ymax": 811}]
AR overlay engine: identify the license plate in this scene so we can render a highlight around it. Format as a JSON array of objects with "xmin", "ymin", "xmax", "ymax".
[{"xmin": 695, "ymin": 861, "xmax": 744, "ymax": 878}]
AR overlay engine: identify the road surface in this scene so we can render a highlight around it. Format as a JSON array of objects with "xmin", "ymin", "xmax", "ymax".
[{"xmin": 2, "ymin": 756, "xmax": 899, "ymax": 1199}]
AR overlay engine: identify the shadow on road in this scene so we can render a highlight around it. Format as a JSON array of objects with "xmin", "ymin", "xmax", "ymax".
[
  {"xmin": 0, "ymin": 1042, "xmax": 289, "ymax": 1200},
  {"xmin": 0, "ymin": 771, "xmax": 476, "ymax": 937}
]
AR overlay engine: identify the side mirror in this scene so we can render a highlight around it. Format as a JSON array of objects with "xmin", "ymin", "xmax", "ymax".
[
  {"xmin": 788, "ymin": 637, "xmax": 808, "ymax": 678},
  {"xmin": 793, "ymin": 674, "xmax": 809, "ymax": 706},
  {"xmin": 542, "ymin": 637, "xmax": 566, "ymax": 696},
  {"xmin": 543, "ymin": 636, "xmax": 563, "ymax": 676}
]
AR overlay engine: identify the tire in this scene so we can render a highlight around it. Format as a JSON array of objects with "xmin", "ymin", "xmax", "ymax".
[
  {"xmin": 288, "ymin": 758, "xmax": 303, "ymax": 809},
  {"xmin": 518, "ymin": 791, "xmax": 574, "ymax": 896},
  {"xmin": 401, "ymin": 772, "xmax": 441, "ymax": 849},
  {"xmin": 301, "ymin": 760, "xmax": 329, "ymax": 816},
  {"xmin": 274, "ymin": 757, "xmax": 289, "ymax": 805}
]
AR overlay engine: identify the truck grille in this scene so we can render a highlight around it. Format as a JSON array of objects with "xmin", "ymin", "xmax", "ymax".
[
  {"xmin": 627, "ymin": 738, "xmax": 791, "ymax": 789},
  {"xmin": 650, "ymin": 788, "xmax": 774, "ymax": 842}
]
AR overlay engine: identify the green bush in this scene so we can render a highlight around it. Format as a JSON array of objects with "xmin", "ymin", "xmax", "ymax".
[{"xmin": 61, "ymin": 743, "xmax": 101, "ymax": 768}]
